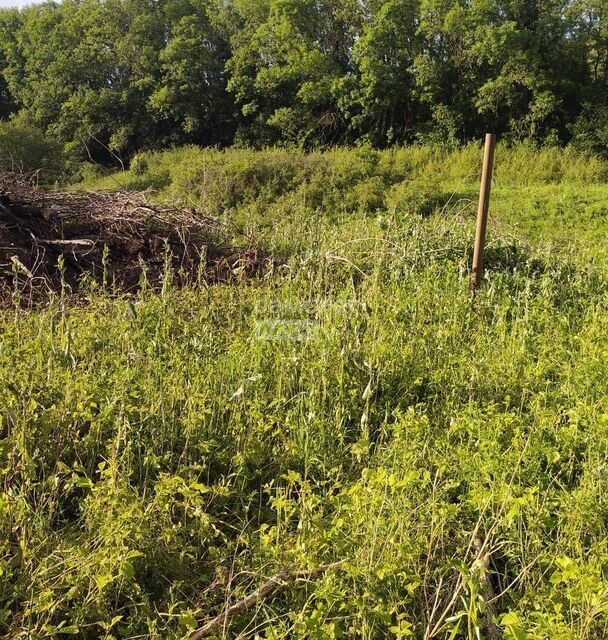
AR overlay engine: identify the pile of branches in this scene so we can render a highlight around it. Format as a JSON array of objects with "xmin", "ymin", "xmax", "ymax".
[{"xmin": 0, "ymin": 174, "xmax": 269, "ymax": 306}]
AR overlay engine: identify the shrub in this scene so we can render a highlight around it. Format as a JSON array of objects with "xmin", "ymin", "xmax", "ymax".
[
  {"xmin": 386, "ymin": 179, "xmax": 447, "ymax": 217},
  {"xmin": 0, "ymin": 115, "xmax": 64, "ymax": 178},
  {"xmin": 346, "ymin": 175, "xmax": 386, "ymax": 214},
  {"xmin": 130, "ymin": 153, "xmax": 149, "ymax": 176}
]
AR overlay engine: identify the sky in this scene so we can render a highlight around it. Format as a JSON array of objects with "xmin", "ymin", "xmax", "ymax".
[{"xmin": 0, "ymin": 0, "xmax": 45, "ymax": 7}]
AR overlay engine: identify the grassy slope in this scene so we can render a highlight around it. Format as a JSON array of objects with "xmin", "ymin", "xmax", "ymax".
[
  {"xmin": 80, "ymin": 143, "xmax": 608, "ymax": 261},
  {"xmin": 2, "ymin": 145, "xmax": 608, "ymax": 639}
]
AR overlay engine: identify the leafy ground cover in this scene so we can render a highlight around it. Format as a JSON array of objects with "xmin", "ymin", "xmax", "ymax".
[{"xmin": 2, "ymin": 145, "xmax": 608, "ymax": 639}]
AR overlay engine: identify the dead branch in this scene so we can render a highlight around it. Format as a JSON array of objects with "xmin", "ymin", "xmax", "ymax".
[
  {"xmin": 473, "ymin": 538, "xmax": 502, "ymax": 640},
  {"xmin": 190, "ymin": 561, "xmax": 345, "ymax": 640}
]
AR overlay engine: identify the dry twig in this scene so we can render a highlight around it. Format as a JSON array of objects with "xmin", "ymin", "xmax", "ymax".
[
  {"xmin": 0, "ymin": 172, "xmax": 271, "ymax": 305},
  {"xmin": 190, "ymin": 561, "xmax": 345, "ymax": 640}
]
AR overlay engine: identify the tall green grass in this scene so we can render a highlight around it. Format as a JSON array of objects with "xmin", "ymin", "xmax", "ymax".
[
  {"xmin": 2, "ymin": 146, "xmax": 608, "ymax": 638},
  {"xmin": 79, "ymin": 143, "xmax": 608, "ymax": 264},
  {"xmin": 81, "ymin": 144, "xmax": 608, "ymax": 201}
]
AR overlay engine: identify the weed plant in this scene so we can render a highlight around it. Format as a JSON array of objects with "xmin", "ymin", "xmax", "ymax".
[{"xmin": 1, "ymin": 146, "xmax": 608, "ymax": 638}]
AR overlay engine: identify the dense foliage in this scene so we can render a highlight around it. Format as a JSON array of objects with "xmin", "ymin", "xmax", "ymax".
[
  {"xmin": 2, "ymin": 145, "xmax": 608, "ymax": 638},
  {"xmin": 0, "ymin": 0, "xmax": 607, "ymax": 167}
]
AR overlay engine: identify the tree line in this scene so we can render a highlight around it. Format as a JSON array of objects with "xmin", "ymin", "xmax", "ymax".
[{"xmin": 0, "ymin": 0, "xmax": 607, "ymax": 166}]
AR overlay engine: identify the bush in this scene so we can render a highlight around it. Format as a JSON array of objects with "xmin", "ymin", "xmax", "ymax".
[
  {"xmin": 130, "ymin": 153, "xmax": 149, "ymax": 176},
  {"xmin": 570, "ymin": 104, "xmax": 608, "ymax": 158},
  {"xmin": 346, "ymin": 175, "xmax": 386, "ymax": 214},
  {"xmin": 0, "ymin": 116, "xmax": 64, "ymax": 178},
  {"xmin": 386, "ymin": 179, "xmax": 447, "ymax": 217}
]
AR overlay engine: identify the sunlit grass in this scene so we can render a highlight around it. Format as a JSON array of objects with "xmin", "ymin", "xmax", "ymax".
[{"xmin": 2, "ymin": 146, "xmax": 608, "ymax": 638}]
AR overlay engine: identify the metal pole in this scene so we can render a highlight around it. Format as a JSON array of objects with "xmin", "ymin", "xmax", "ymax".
[{"xmin": 471, "ymin": 133, "xmax": 496, "ymax": 293}]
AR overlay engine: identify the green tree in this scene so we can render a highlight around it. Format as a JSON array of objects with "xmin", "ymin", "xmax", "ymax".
[
  {"xmin": 337, "ymin": 0, "xmax": 423, "ymax": 145},
  {"xmin": 150, "ymin": 0, "xmax": 234, "ymax": 146},
  {"xmin": 0, "ymin": 0, "xmax": 165, "ymax": 163},
  {"xmin": 0, "ymin": 0, "xmax": 232, "ymax": 163},
  {"xmin": 0, "ymin": 8, "xmax": 20, "ymax": 121},
  {"xmin": 222, "ymin": 0, "xmax": 360, "ymax": 146},
  {"xmin": 1, "ymin": 0, "xmax": 608, "ymax": 159}
]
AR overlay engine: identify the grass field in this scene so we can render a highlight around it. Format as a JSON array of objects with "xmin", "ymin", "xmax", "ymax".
[{"xmin": 2, "ymin": 144, "xmax": 608, "ymax": 639}]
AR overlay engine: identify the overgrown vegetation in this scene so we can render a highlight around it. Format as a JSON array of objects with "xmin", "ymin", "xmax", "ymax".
[
  {"xmin": 1, "ymin": 145, "xmax": 608, "ymax": 638},
  {"xmin": 81, "ymin": 143, "xmax": 608, "ymax": 260}
]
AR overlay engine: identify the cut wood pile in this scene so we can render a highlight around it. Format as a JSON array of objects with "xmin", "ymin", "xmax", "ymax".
[{"xmin": 0, "ymin": 174, "xmax": 269, "ymax": 305}]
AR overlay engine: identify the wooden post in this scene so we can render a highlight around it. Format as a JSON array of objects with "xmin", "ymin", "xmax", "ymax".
[{"xmin": 471, "ymin": 133, "xmax": 496, "ymax": 293}]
